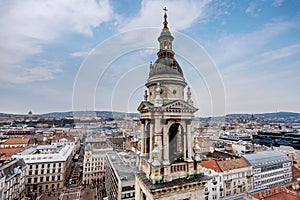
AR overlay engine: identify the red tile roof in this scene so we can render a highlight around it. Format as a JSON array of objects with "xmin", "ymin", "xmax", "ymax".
[
  {"xmin": 201, "ymin": 160, "xmax": 221, "ymax": 172},
  {"xmin": 0, "ymin": 147, "xmax": 24, "ymax": 159},
  {"xmin": 233, "ymin": 187, "xmax": 300, "ymax": 200},
  {"xmin": 217, "ymin": 158, "xmax": 250, "ymax": 171},
  {"xmin": 2, "ymin": 138, "xmax": 30, "ymax": 144}
]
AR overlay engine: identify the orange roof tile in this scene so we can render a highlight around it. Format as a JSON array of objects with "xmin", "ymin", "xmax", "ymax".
[
  {"xmin": 0, "ymin": 147, "xmax": 23, "ymax": 158},
  {"xmin": 229, "ymin": 187, "xmax": 300, "ymax": 200},
  {"xmin": 3, "ymin": 138, "xmax": 30, "ymax": 145},
  {"xmin": 201, "ymin": 160, "xmax": 221, "ymax": 172},
  {"xmin": 217, "ymin": 158, "xmax": 249, "ymax": 171}
]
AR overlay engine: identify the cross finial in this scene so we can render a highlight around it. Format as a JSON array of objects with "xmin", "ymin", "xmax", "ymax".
[
  {"xmin": 163, "ymin": 7, "xmax": 168, "ymax": 28},
  {"xmin": 163, "ymin": 7, "xmax": 168, "ymax": 13}
]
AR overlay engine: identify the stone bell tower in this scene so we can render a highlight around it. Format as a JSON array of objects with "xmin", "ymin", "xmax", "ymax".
[{"xmin": 135, "ymin": 8, "xmax": 208, "ymax": 200}]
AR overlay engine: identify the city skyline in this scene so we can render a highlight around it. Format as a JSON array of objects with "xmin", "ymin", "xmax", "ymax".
[{"xmin": 0, "ymin": 0, "xmax": 299, "ymax": 116}]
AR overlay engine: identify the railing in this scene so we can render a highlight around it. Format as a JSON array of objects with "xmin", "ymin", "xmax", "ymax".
[{"xmin": 171, "ymin": 163, "xmax": 186, "ymax": 173}]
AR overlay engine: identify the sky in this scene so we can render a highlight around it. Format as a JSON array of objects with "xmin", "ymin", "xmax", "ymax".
[{"xmin": 0, "ymin": 0, "xmax": 299, "ymax": 116}]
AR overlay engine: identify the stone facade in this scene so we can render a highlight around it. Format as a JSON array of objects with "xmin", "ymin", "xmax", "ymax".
[{"xmin": 83, "ymin": 136, "xmax": 113, "ymax": 185}]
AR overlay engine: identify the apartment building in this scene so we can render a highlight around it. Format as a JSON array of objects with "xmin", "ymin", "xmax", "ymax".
[
  {"xmin": 83, "ymin": 140, "xmax": 113, "ymax": 185},
  {"xmin": 201, "ymin": 160, "xmax": 224, "ymax": 200},
  {"xmin": 0, "ymin": 159, "xmax": 27, "ymax": 200},
  {"xmin": 219, "ymin": 158, "xmax": 253, "ymax": 197},
  {"xmin": 202, "ymin": 157, "xmax": 253, "ymax": 198},
  {"xmin": 243, "ymin": 150, "xmax": 292, "ymax": 189},
  {"xmin": 105, "ymin": 151, "xmax": 136, "ymax": 200},
  {"xmin": 12, "ymin": 144, "xmax": 73, "ymax": 195}
]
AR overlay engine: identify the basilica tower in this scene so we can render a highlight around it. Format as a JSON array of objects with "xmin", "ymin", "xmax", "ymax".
[{"xmin": 135, "ymin": 8, "xmax": 208, "ymax": 200}]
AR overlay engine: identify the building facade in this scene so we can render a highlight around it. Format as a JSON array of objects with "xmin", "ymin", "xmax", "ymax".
[
  {"xmin": 83, "ymin": 136, "xmax": 113, "ymax": 185},
  {"xmin": 0, "ymin": 159, "xmax": 27, "ymax": 200},
  {"xmin": 135, "ymin": 8, "xmax": 208, "ymax": 200},
  {"xmin": 105, "ymin": 151, "xmax": 136, "ymax": 200},
  {"xmin": 12, "ymin": 145, "xmax": 73, "ymax": 195},
  {"xmin": 201, "ymin": 160, "xmax": 224, "ymax": 200},
  {"xmin": 218, "ymin": 158, "xmax": 253, "ymax": 197},
  {"xmin": 243, "ymin": 150, "xmax": 292, "ymax": 189}
]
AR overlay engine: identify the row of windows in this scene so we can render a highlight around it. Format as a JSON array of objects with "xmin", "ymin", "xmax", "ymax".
[
  {"xmin": 27, "ymin": 175, "xmax": 61, "ymax": 183},
  {"xmin": 255, "ymin": 175, "xmax": 285, "ymax": 185},
  {"xmin": 28, "ymin": 168, "xmax": 61, "ymax": 175},
  {"xmin": 224, "ymin": 171, "xmax": 251, "ymax": 180},
  {"xmin": 260, "ymin": 164, "xmax": 282, "ymax": 172},
  {"xmin": 84, "ymin": 167, "xmax": 104, "ymax": 172},
  {"xmin": 85, "ymin": 157, "xmax": 105, "ymax": 162},
  {"xmin": 29, "ymin": 163, "xmax": 62, "ymax": 169},
  {"xmin": 255, "ymin": 170, "xmax": 284, "ymax": 179},
  {"xmin": 84, "ymin": 172, "xmax": 104, "ymax": 178},
  {"xmin": 121, "ymin": 192, "xmax": 135, "ymax": 199}
]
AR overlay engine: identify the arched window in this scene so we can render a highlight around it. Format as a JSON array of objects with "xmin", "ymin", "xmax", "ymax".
[{"xmin": 169, "ymin": 123, "xmax": 184, "ymax": 163}]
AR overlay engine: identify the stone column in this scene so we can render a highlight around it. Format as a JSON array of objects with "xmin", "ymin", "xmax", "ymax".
[
  {"xmin": 183, "ymin": 126, "xmax": 187, "ymax": 161},
  {"xmin": 187, "ymin": 123, "xmax": 193, "ymax": 162},
  {"xmin": 154, "ymin": 117, "xmax": 163, "ymax": 162},
  {"xmin": 140, "ymin": 122, "xmax": 145, "ymax": 156},
  {"xmin": 163, "ymin": 124, "xmax": 169, "ymax": 165},
  {"xmin": 148, "ymin": 123, "xmax": 154, "ymax": 163}
]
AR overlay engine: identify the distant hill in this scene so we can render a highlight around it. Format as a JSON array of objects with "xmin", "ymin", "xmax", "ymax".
[
  {"xmin": 40, "ymin": 110, "xmax": 140, "ymax": 119},
  {"xmin": 0, "ymin": 111, "xmax": 299, "ymax": 120},
  {"xmin": 226, "ymin": 112, "xmax": 300, "ymax": 119}
]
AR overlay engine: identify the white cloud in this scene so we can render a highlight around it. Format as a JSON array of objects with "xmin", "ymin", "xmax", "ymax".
[
  {"xmin": 71, "ymin": 51, "xmax": 89, "ymax": 57},
  {"xmin": 119, "ymin": 0, "xmax": 212, "ymax": 31},
  {"xmin": 245, "ymin": 2, "xmax": 261, "ymax": 17},
  {"xmin": 0, "ymin": 60, "xmax": 62, "ymax": 84},
  {"xmin": 259, "ymin": 43, "xmax": 300, "ymax": 61},
  {"xmin": 209, "ymin": 18, "xmax": 299, "ymax": 70},
  {"xmin": 0, "ymin": 0, "xmax": 114, "ymax": 84},
  {"xmin": 272, "ymin": 0, "xmax": 284, "ymax": 7}
]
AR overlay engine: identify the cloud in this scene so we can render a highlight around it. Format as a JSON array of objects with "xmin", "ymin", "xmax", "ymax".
[
  {"xmin": 259, "ymin": 43, "xmax": 300, "ymax": 61},
  {"xmin": 272, "ymin": 0, "xmax": 284, "ymax": 7},
  {"xmin": 0, "ymin": 0, "xmax": 114, "ymax": 84},
  {"xmin": 245, "ymin": 2, "xmax": 262, "ymax": 17},
  {"xmin": 201, "ymin": 15, "xmax": 300, "ymax": 113},
  {"xmin": 0, "ymin": 60, "xmax": 62, "ymax": 84},
  {"xmin": 70, "ymin": 51, "xmax": 89, "ymax": 57},
  {"xmin": 119, "ymin": 0, "xmax": 212, "ymax": 31},
  {"xmin": 209, "ymin": 17, "xmax": 299, "ymax": 70}
]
